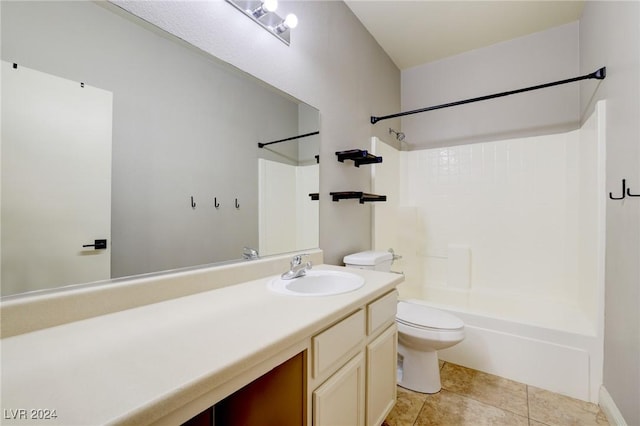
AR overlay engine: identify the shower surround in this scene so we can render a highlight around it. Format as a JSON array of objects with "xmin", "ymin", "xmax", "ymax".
[{"xmin": 372, "ymin": 101, "xmax": 606, "ymax": 402}]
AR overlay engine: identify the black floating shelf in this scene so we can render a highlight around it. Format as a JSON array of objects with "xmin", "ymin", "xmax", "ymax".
[
  {"xmin": 335, "ymin": 149, "xmax": 382, "ymax": 167},
  {"xmin": 330, "ymin": 191, "xmax": 387, "ymax": 204},
  {"xmin": 309, "ymin": 193, "xmax": 319, "ymax": 201},
  {"xmin": 360, "ymin": 193, "xmax": 387, "ymax": 203}
]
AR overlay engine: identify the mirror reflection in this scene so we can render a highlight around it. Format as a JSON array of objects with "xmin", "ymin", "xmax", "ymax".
[{"xmin": 0, "ymin": 1, "xmax": 319, "ymax": 297}]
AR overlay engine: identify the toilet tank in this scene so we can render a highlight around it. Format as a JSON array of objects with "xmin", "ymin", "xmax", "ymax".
[{"xmin": 343, "ymin": 251, "xmax": 393, "ymax": 272}]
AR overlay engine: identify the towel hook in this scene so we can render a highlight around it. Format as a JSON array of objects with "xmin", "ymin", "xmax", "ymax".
[
  {"xmin": 214, "ymin": 197, "xmax": 220, "ymax": 208},
  {"xmin": 235, "ymin": 198, "xmax": 240, "ymax": 209},
  {"xmin": 191, "ymin": 196, "xmax": 196, "ymax": 209},
  {"xmin": 609, "ymin": 179, "xmax": 626, "ymax": 200}
]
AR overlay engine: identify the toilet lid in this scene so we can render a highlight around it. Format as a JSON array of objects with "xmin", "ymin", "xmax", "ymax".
[{"xmin": 396, "ymin": 301, "xmax": 464, "ymax": 330}]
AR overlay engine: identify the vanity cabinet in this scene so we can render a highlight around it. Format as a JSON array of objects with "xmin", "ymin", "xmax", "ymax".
[{"xmin": 311, "ymin": 290, "xmax": 398, "ymax": 426}]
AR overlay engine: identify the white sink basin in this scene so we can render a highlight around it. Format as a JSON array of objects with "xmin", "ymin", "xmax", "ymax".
[{"xmin": 268, "ymin": 270, "xmax": 365, "ymax": 296}]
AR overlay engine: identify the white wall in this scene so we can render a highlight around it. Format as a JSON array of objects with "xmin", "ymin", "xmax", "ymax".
[
  {"xmin": 114, "ymin": 1, "xmax": 401, "ymax": 266},
  {"xmin": 580, "ymin": 2, "xmax": 640, "ymax": 424},
  {"xmin": 401, "ymin": 22, "xmax": 580, "ymax": 149}
]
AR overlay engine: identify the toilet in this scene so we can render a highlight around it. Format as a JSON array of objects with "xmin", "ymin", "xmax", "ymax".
[
  {"xmin": 396, "ymin": 300, "xmax": 464, "ymax": 393},
  {"xmin": 344, "ymin": 250, "xmax": 465, "ymax": 394}
]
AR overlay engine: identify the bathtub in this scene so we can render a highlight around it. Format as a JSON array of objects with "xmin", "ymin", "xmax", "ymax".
[{"xmin": 403, "ymin": 291, "xmax": 603, "ymax": 403}]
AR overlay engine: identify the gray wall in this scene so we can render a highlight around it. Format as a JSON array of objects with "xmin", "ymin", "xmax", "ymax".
[
  {"xmin": 580, "ymin": 2, "xmax": 640, "ymax": 424},
  {"xmin": 113, "ymin": 0, "xmax": 401, "ymax": 266},
  {"xmin": 401, "ymin": 22, "xmax": 580, "ymax": 149},
  {"xmin": 1, "ymin": 1, "xmax": 307, "ymax": 278}
]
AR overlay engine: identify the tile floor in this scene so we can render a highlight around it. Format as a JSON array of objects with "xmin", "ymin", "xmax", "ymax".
[{"xmin": 383, "ymin": 362, "xmax": 610, "ymax": 426}]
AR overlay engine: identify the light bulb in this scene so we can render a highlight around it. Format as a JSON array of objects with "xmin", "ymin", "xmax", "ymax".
[
  {"xmin": 262, "ymin": 0, "xmax": 278, "ymax": 12},
  {"xmin": 275, "ymin": 13, "xmax": 298, "ymax": 33},
  {"xmin": 251, "ymin": 0, "xmax": 277, "ymax": 18},
  {"xmin": 284, "ymin": 13, "xmax": 298, "ymax": 29}
]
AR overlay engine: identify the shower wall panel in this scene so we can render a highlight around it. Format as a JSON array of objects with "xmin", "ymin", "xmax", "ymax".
[{"xmin": 399, "ymin": 129, "xmax": 600, "ymax": 313}]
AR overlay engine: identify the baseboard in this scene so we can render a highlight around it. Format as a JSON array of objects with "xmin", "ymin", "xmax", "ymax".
[{"xmin": 599, "ymin": 386, "xmax": 627, "ymax": 426}]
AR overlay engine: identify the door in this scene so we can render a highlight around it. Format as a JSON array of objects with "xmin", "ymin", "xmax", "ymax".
[
  {"xmin": 313, "ymin": 353, "xmax": 365, "ymax": 426},
  {"xmin": 1, "ymin": 61, "xmax": 113, "ymax": 296},
  {"xmin": 366, "ymin": 325, "xmax": 398, "ymax": 426}
]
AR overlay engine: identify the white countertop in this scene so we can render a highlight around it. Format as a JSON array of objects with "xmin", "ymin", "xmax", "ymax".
[{"xmin": 1, "ymin": 264, "xmax": 402, "ymax": 425}]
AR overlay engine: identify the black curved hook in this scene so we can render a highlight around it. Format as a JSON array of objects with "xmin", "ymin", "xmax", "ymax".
[
  {"xmin": 235, "ymin": 198, "xmax": 240, "ymax": 209},
  {"xmin": 609, "ymin": 179, "xmax": 626, "ymax": 200},
  {"xmin": 191, "ymin": 196, "xmax": 196, "ymax": 209},
  {"xmin": 214, "ymin": 197, "xmax": 220, "ymax": 208},
  {"xmin": 627, "ymin": 185, "xmax": 640, "ymax": 197}
]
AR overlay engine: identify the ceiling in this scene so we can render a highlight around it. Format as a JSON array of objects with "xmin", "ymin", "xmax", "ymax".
[{"xmin": 344, "ymin": 1, "xmax": 585, "ymax": 70}]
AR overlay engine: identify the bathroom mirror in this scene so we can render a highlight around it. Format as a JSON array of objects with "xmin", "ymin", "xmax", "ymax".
[{"xmin": 0, "ymin": 1, "xmax": 319, "ymax": 297}]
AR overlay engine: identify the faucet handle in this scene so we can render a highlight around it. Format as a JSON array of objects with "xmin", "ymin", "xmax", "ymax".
[
  {"xmin": 291, "ymin": 253, "xmax": 309, "ymax": 266},
  {"xmin": 243, "ymin": 247, "xmax": 259, "ymax": 260},
  {"xmin": 388, "ymin": 248, "xmax": 402, "ymax": 261}
]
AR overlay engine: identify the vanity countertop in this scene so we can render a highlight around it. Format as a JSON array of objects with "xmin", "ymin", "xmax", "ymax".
[{"xmin": 1, "ymin": 264, "xmax": 402, "ymax": 425}]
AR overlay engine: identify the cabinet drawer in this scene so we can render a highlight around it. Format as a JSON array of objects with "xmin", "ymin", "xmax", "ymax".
[
  {"xmin": 367, "ymin": 290, "xmax": 398, "ymax": 336},
  {"xmin": 313, "ymin": 309, "xmax": 365, "ymax": 378}
]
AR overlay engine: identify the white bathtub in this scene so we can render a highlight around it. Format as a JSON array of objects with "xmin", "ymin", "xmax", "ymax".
[{"xmin": 404, "ymin": 293, "xmax": 603, "ymax": 403}]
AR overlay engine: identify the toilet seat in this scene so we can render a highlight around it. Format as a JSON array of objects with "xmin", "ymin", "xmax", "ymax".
[{"xmin": 397, "ymin": 301, "xmax": 464, "ymax": 331}]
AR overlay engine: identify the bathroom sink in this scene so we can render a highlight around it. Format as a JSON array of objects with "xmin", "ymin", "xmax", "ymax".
[{"xmin": 267, "ymin": 270, "xmax": 365, "ymax": 296}]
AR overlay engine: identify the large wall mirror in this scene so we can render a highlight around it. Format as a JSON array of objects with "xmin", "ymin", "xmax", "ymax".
[{"xmin": 1, "ymin": 1, "xmax": 319, "ymax": 298}]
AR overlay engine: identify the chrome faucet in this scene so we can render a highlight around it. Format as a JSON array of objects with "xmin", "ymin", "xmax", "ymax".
[
  {"xmin": 281, "ymin": 254, "xmax": 312, "ymax": 280},
  {"xmin": 242, "ymin": 247, "xmax": 259, "ymax": 260}
]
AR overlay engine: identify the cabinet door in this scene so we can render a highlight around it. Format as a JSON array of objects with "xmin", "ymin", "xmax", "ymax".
[
  {"xmin": 313, "ymin": 353, "xmax": 365, "ymax": 426},
  {"xmin": 366, "ymin": 325, "xmax": 397, "ymax": 426}
]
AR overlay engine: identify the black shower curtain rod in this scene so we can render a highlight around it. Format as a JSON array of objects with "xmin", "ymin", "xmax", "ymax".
[
  {"xmin": 370, "ymin": 67, "xmax": 606, "ymax": 125},
  {"xmin": 258, "ymin": 131, "xmax": 320, "ymax": 148}
]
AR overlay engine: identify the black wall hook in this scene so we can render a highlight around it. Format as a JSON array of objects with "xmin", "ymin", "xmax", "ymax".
[
  {"xmin": 609, "ymin": 179, "xmax": 626, "ymax": 200},
  {"xmin": 235, "ymin": 198, "xmax": 240, "ymax": 209},
  {"xmin": 214, "ymin": 197, "xmax": 220, "ymax": 208},
  {"xmin": 627, "ymin": 186, "xmax": 640, "ymax": 197},
  {"xmin": 191, "ymin": 196, "xmax": 196, "ymax": 208}
]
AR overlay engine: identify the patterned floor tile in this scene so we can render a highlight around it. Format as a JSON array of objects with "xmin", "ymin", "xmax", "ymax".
[
  {"xmin": 528, "ymin": 386, "xmax": 609, "ymax": 426},
  {"xmin": 413, "ymin": 389, "xmax": 529, "ymax": 426},
  {"xmin": 384, "ymin": 386, "xmax": 428, "ymax": 426},
  {"xmin": 440, "ymin": 362, "xmax": 528, "ymax": 417}
]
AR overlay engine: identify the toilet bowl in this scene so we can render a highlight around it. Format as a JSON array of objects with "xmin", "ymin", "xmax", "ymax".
[
  {"xmin": 342, "ymin": 251, "xmax": 465, "ymax": 393},
  {"xmin": 396, "ymin": 300, "xmax": 465, "ymax": 394}
]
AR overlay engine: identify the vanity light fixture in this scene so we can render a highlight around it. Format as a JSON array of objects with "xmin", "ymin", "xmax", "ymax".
[{"xmin": 226, "ymin": 0, "xmax": 298, "ymax": 45}]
